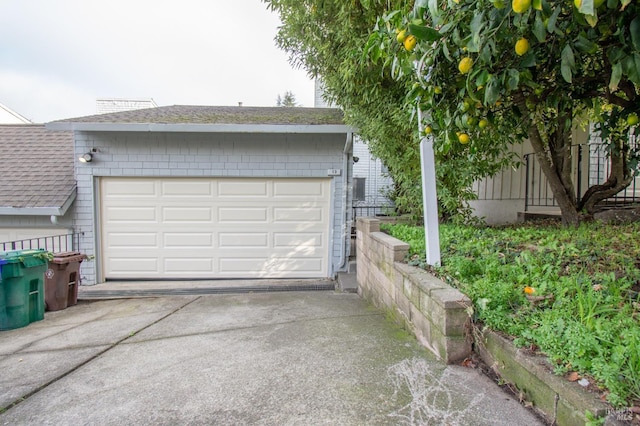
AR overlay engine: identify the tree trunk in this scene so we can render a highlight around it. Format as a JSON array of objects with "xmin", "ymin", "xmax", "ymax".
[
  {"xmin": 578, "ymin": 138, "xmax": 634, "ymax": 214},
  {"xmin": 527, "ymin": 124, "xmax": 581, "ymax": 227},
  {"xmin": 515, "ymin": 93, "xmax": 580, "ymax": 226}
]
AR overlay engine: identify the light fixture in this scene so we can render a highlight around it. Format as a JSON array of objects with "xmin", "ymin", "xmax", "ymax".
[
  {"xmin": 78, "ymin": 152, "xmax": 93, "ymax": 163},
  {"xmin": 353, "ymin": 156, "xmax": 359, "ymax": 163},
  {"xmin": 78, "ymin": 148, "xmax": 97, "ymax": 163}
]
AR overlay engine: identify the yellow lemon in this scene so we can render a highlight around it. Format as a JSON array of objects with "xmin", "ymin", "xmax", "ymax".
[
  {"xmin": 458, "ymin": 57, "xmax": 473, "ymax": 74},
  {"xmin": 458, "ymin": 133, "xmax": 470, "ymax": 144},
  {"xmin": 512, "ymin": 0, "xmax": 531, "ymax": 13},
  {"xmin": 396, "ymin": 29, "xmax": 407, "ymax": 43},
  {"xmin": 403, "ymin": 35, "xmax": 417, "ymax": 51},
  {"xmin": 628, "ymin": 113, "xmax": 639, "ymax": 126},
  {"xmin": 515, "ymin": 38, "xmax": 530, "ymax": 56},
  {"xmin": 434, "ymin": 86, "xmax": 442, "ymax": 94},
  {"xmin": 424, "ymin": 125, "xmax": 433, "ymax": 135},
  {"xmin": 479, "ymin": 118, "xmax": 489, "ymax": 130}
]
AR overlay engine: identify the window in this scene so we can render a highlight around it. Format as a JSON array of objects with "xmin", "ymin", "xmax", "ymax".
[{"xmin": 353, "ymin": 177, "xmax": 366, "ymax": 201}]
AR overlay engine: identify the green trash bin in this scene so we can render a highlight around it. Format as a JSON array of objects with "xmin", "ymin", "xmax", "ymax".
[
  {"xmin": 0, "ymin": 249, "xmax": 51, "ymax": 331},
  {"xmin": 0, "ymin": 259, "xmax": 7, "ymax": 328}
]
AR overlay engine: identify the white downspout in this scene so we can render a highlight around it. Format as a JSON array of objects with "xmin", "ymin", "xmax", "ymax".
[{"xmin": 338, "ymin": 131, "xmax": 354, "ymax": 271}]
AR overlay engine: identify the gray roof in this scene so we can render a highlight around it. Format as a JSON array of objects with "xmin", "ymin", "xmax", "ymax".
[
  {"xmin": 0, "ymin": 125, "xmax": 76, "ymax": 215},
  {"xmin": 47, "ymin": 105, "xmax": 352, "ymax": 133}
]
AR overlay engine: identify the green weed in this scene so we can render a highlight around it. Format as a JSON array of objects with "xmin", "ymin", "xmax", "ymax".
[{"xmin": 383, "ymin": 221, "xmax": 640, "ymax": 407}]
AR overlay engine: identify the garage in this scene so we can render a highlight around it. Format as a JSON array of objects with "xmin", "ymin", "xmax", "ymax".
[
  {"xmin": 48, "ymin": 105, "xmax": 354, "ymax": 284},
  {"xmin": 100, "ymin": 177, "xmax": 331, "ymax": 280}
]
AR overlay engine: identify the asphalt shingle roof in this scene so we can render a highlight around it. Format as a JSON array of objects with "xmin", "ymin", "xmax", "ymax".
[
  {"xmin": 0, "ymin": 125, "xmax": 75, "ymax": 213},
  {"xmin": 52, "ymin": 105, "xmax": 346, "ymax": 126}
]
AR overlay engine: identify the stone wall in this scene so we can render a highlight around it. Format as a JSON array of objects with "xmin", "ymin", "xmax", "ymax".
[
  {"xmin": 356, "ymin": 217, "xmax": 617, "ymax": 425},
  {"xmin": 356, "ymin": 217, "xmax": 471, "ymax": 364}
]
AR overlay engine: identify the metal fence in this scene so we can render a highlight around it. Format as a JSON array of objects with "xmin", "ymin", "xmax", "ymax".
[
  {"xmin": 352, "ymin": 205, "xmax": 395, "ymax": 220},
  {"xmin": 0, "ymin": 233, "xmax": 83, "ymax": 254},
  {"xmin": 524, "ymin": 142, "xmax": 640, "ymax": 211}
]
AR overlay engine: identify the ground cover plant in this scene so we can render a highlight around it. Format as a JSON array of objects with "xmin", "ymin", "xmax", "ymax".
[{"xmin": 382, "ymin": 220, "xmax": 640, "ymax": 408}]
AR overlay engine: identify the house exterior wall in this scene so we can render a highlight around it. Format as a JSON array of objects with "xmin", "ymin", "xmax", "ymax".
[
  {"xmin": 73, "ymin": 131, "xmax": 351, "ymax": 284},
  {"xmin": 0, "ymin": 207, "xmax": 75, "ymax": 243},
  {"xmin": 352, "ymin": 138, "xmax": 393, "ymax": 208},
  {"xmin": 470, "ymin": 125, "xmax": 589, "ymax": 224}
]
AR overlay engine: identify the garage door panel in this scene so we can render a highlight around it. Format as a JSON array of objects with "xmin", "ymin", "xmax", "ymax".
[
  {"xmin": 162, "ymin": 180, "xmax": 213, "ymax": 197},
  {"xmin": 105, "ymin": 207, "xmax": 157, "ymax": 222},
  {"xmin": 162, "ymin": 207, "xmax": 213, "ymax": 222},
  {"xmin": 164, "ymin": 257, "xmax": 214, "ymax": 273},
  {"xmin": 274, "ymin": 180, "xmax": 324, "ymax": 197},
  {"xmin": 164, "ymin": 233, "xmax": 214, "ymax": 248},
  {"xmin": 218, "ymin": 257, "xmax": 324, "ymax": 275},
  {"xmin": 218, "ymin": 207, "xmax": 268, "ymax": 223},
  {"xmin": 218, "ymin": 233, "xmax": 268, "ymax": 248},
  {"xmin": 104, "ymin": 180, "xmax": 157, "ymax": 198},
  {"xmin": 109, "ymin": 257, "xmax": 159, "ymax": 273},
  {"xmin": 274, "ymin": 233, "xmax": 323, "ymax": 248},
  {"xmin": 274, "ymin": 207, "xmax": 324, "ymax": 222},
  {"xmin": 107, "ymin": 233, "xmax": 158, "ymax": 248},
  {"xmin": 218, "ymin": 181, "xmax": 268, "ymax": 197},
  {"xmin": 101, "ymin": 177, "xmax": 330, "ymax": 279}
]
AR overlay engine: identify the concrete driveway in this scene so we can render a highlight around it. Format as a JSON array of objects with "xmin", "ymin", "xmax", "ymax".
[{"xmin": 0, "ymin": 290, "xmax": 543, "ymax": 425}]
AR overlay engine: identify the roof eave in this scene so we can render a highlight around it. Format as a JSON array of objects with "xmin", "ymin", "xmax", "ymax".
[
  {"xmin": 0, "ymin": 188, "xmax": 77, "ymax": 217},
  {"xmin": 46, "ymin": 122, "xmax": 355, "ymax": 134}
]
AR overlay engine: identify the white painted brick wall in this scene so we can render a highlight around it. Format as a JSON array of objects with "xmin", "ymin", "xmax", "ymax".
[{"xmin": 73, "ymin": 131, "xmax": 349, "ymax": 284}]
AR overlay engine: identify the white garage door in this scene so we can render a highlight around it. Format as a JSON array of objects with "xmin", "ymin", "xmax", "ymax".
[{"xmin": 100, "ymin": 177, "xmax": 331, "ymax": 279}]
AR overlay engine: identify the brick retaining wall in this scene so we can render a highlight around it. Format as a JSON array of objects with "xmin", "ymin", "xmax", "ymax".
[{"xmin": 356, "ymin": 217, "xmax": 472, "ymax": 364}]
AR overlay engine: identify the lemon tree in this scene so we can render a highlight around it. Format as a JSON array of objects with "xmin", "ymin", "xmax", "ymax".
[
  {"xmin": 367, "ymin": 0, "xmax": 640, "ymax": 226},
  {"xmin": 266, "ymin": 0, "xmax": 515, "ymax": 222}
]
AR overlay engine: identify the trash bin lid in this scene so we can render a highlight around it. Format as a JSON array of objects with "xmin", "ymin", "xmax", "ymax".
[
  {"xmin": 51, "ymin": 251, "xmax": 87, "ymax": 264},
  {"xmin": 0, "ymin": 249, "xmax": 51, "ymax": 267}
]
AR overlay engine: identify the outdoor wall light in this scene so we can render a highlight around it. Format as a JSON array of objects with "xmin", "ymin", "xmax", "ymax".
[
  {"xmin": 78, "ymin": 153, "xmax": 93, "ymax": 163},
  {"xmin": 78, "ymin": 148, "xmax": 97, "ymax": 163}
]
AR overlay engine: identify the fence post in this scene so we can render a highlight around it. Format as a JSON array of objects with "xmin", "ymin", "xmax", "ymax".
[{"xmin": 524, "ymin": 155, "xmax": 530, "ymax": 212}]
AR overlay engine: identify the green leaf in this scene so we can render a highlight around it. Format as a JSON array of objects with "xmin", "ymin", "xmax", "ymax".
[
  {"xmin": 475, "ymin": 70, "xmax": 490, "ymax": 87},
  {"xmin": 609, "ymin": 61, "xmax": 622, "ymax": 92},
  {"xmin": 622, "ymin": 53, "xmax": 640, "ymax": 85},
  {"xmin": 575, "ymin": 34, "xmax": 597, "ymax": 54},
  {"xmin": 470, "ymin": 12, "xmax": 485, "ymax": 48},
  {"xmin": 414, "ymin": 0, "xmax": 429, "ymax": 10},
  {"xmin": 547, "ymin": 6, "xmax": 561, "ymax": 34},
  {"xmin": 480, "ymin": 42, "xmax": 493, "ymax": 63},
  {"xmin": 631, "ymin": 17, "xmax": 640, "ymax": 51},
  {"xmin": 506, "ymin": 69, "xmax": 520, "ymax": 90},
  {"xmin": 484, "ymin": 77, "xmax": 501, "ymax": 105},
  {"xmin": 443, "ymin": 42, "xmax": 452, "ymax": 61},
  {"xmin": 521, "ymin": 51, "xmax": 537, "ymax": 68},
  {"xmin": 585, "ymin": 14, "xmax": 598, "ymax": 28},
  {"xmin": 409, "ymin": 23, "xmax": 442, "ymax": 41},
  {"xmin": 561, "ymin": 45, "xmax": 575, "ymax": 83},
  {"xmin": 533, "ymin": 14, "xmax": 547, "ymax": 42},
  {"xmin": 428, "ymin": 0, "xmax": 440, "ymax": 21},
  {"xmin": 578, "ymin": 0, "xmax": 595, "ymax": 16}
]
